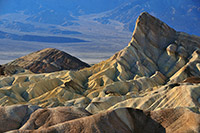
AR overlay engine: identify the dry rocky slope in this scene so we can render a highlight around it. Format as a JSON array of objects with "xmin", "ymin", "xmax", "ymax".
[
  {"xmin": 0, "ymin": 65, "xmax": 27, "ymax": 76},
  {"xmin": 0, "ymin": 12, "xmax": 200, "ymax": 132},
  {"xmin": 3, "ymin": 48, "xmax": 90, "ymax": 74}
]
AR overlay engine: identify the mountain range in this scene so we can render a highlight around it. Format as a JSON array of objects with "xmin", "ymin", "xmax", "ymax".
[
  {"xmin": 0, "ymin": 0, "xmax": 127, "ymax": 24},
  {"xmin": 1, "ymin": 0, "xmax": 199, "ymax": 34},
  {"xmin": 95, "ymin": 0, "xmax": 200, "ymax": 35}
]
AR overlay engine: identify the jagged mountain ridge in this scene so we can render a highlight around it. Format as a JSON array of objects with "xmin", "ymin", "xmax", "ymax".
[
  {"xmin": 0, "ymin": 12, "xmax": 200, "ymax": 132},
  {"xmin": 4, "ymin": 48, "xmax": 90, "ymax": 73}
]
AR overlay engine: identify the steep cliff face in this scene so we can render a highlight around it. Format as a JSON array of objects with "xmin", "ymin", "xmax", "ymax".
[
  {"xmin": 5, "ymin": 48, "xmax": 90, "ymax": 73},
  {"xmin": 0, "ymin": 12, "xmax": 200, "ymax": 132}
]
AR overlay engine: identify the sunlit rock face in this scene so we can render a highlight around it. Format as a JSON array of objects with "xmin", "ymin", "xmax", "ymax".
[{"xmin": 0, "ymin": 12, "xmax": 200, "ymax": 132}]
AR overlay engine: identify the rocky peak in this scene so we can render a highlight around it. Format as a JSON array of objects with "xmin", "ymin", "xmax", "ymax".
[
  {"xmin": 130, "ymin": 12, "xmax": 177, "ymax": 62},
  {"xmin": 6, "ymin": 48, "xmax": 90, "ymax": 73},
  {"xmin": 132, "ymin": 12, "xmax": 177, "ymax": 46}
]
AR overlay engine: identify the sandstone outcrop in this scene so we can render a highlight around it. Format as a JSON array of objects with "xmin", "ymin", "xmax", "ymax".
[
  {"xmin": 12, "ymin": 107, "xmax": 165, "ymax": 133},
  {"xmin": 0, "ymin": 65, "xmax": 28, "ymax": 76},
  {"xmin": 8, "ymin": 107, "xmax": 200, "ymax": 133},
  {"xmin": 108, "ymin": 83, "xmax": 200, "ymax": 112},
  {"xmin": 0, "ymin": 104, "xmax": 39, "ymax": 132},
  {"xmin": 151, "ymin": 107, "xmax": 200, "ymax": 133},
  {"xmin": 5, "ymin": 48, "xmax": 90, "ymax": 73},
  {"xmin": 19, "ymin": 106, "xmax": 91, "ymax": 130}
]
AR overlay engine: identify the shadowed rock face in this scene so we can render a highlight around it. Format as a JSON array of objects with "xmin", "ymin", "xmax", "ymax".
[
  {"xmin": 150, "ymin": 108, "xmax": 200, "ymax": 133},
  {"xmin": 11, "ymin": 107, "xmax": 165, "ymax": 133},
  {"xmin": 5, "ymin": 48, "xmax": 90, "ymax": 73},
  {"xmin": 19, "ymin": 106, "xmax": 91, "ymax": 130},
  {"xmin": 0, "ymin": 105, "xmax": 40, "ymax": 132},
  {"xmin": 183, "ymin": 76, "xmax": 200, "ymax": 83},
  {"xmin": 0, "ymin": 65, "xmax": 26, "ymax": 76},
  {"xmin": 9, "ymin": 107, "xmax": 200, "ymax": 133}
]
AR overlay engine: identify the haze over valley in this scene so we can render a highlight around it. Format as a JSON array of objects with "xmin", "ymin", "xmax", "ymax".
[{"xmin": 0, "ymin": 0, "xmax": 199, "ymax": 64}]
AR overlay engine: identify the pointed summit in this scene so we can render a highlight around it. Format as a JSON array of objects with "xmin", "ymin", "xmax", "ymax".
[
  {"xmin": 6, "ymin": 48, "xmax": 90, "ymax": 73},
  {"xmin": 132, "ymin": 12, "xmax": 177, "ymax": 49}
]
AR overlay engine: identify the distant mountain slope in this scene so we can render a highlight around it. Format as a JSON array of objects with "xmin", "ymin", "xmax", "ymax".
[
  {"xmin": 0, "ymin": 0, "xmax": 127, "ymax": 25},
  {"xmin": 5, "ymin": 48, "xmax": 90, "ymax": 73},
  {"xmin": 96, "ymin": 0, "xmax": 200, "ymax": 36}
]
